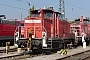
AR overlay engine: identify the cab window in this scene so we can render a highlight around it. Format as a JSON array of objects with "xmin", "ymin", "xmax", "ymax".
[
  {"xmin": 18, "ymin": 22, "xmax": 20, "ymax": 26},
  {"xmin": 33, "ymin": 13, "xmax": 39, "ymax": 17},
  {"xmin": 44, "ymin": 11, "xmax": 52, "ymax": 18},
  {"xmin": 58, "ymin": 14, "xmax": 62, "ymax": 20},
  {"xmin": 21, "ymin": 24, "xmax": 24, "ymax": 26},
  {"xmin": 2, "ymin": 19, "xmax": 15, "ymax": 24},
  {"xmin": 75, "ymin": 20, "xmax": 80, "ymax": 24},
  {"xmin": 32, "ymin": 11, "xmax": 39, "ymax": 17},
  {"xmin": 83, "ymin": 19, "xmax": 89, "ymax": 24}
]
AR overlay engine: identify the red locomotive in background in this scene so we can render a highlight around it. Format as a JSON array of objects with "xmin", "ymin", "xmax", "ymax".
[
  {"xmin": 0, "ymin": 15, "xmax": 23, "ymax": 46},
  {"xmin": 71, "ymin": 16, "xmax": 90, "ymax": 45},
  {"xmin": 15, "ymin": 8, "xmax": 75, "ymax": 52}
]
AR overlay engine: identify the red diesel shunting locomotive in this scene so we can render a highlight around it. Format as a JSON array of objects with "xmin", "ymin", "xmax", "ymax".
[
  {"xmin": 0, "ymin": 15, "xmax": 23, "ymax": 46},
  {"xmin": 14, "ymin": 8, "xmax": 75, "ymax": 52},
  {"xmin": 71, "ymin": 16, "xmax": 90, "ymax": 46}
]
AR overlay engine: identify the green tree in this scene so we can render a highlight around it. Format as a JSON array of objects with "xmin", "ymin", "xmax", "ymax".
[
  {"xmin": 85, "ymin": 17, "xmax": 90, "ymax": 20},
  {"xmin": 70, "ymin": 21, "xmax": 75, "ymax": 24},
  {"xmin": 28, "ymin": 6, "xmax": 35, "ymax": 17}
]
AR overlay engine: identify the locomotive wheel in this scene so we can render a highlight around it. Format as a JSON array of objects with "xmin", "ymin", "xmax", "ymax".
[{"xmin": 32, "ymin": 44, "xmax": 42, "ymax": 53}]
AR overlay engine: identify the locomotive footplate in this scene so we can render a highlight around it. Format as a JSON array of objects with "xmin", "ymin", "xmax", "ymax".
[
  {"xmin": 46, "ymin": 38, "xmax": 74, "ymax": 49},
  {"xmin": 46, "ymin": 38, "xmax": 63, "ymax": 49}
]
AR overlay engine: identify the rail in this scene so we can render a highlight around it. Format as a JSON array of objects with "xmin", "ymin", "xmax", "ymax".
[
  {"xmin": 57, "ymin": 50, "xmax": 90, "ymax": 60},
  {"xmin": 0, "ymin": 46, "xmax": 17, "ymax": 53},
  {"xmin": 0, "ymin": 50, "xmax": 45, "ymax": 59}
]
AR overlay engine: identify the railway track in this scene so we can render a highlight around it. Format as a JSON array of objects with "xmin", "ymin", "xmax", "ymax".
[
  {"xmin": 57, "ymin": 50, "xmax": 90, "ymax": 60},
  {"xmin": 0, "ymin": 46, "xmax": 45, "ymax": 60},
  {"xmin": 0, "ymin": 46, "xmax": 18, "ymax": 53},
  {"xmin": 0, "ymin": 46, "xmax": 29, "ymax": 53},
  {"xmin": 1, "ymin": 46, "xmax": 90, "ymax": 60},
  {"xmin": 0, "ymin": 51, "xmax": 44, "ymax": 60},
  {"xmin": 0, "ymin": 48, "xmax": 17, "ymax": 53}
]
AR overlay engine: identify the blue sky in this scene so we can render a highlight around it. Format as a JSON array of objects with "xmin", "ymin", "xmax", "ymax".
[{"xmin": 0, "ymin": 0, "xmax": 90, "ymax": 21}]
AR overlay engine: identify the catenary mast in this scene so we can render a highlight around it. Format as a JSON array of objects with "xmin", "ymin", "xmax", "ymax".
[{"xmin": 59, "ymin": 0, "xmax": 65, "ymax": 20}]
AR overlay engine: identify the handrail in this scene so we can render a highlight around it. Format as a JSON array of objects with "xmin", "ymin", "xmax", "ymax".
[{"xmin": 14, "ymin": 26, "xmax": 47, "ymax": 39}]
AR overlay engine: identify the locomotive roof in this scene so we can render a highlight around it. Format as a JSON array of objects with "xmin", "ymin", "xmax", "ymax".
[
  {"xmin": 31, "ymin": 9, "xmax": 54, "ymax": 12},
  {"xmin": 0, "ymin": 15, "xmax": 5, "ymax": 17},
  {"xmin": 55, "ymin": 12, "xmax": 62, "ymax": 14},
  {"xmin": 2, "ymin": 19, "xmax": 16, "ymax": 21},
  {"xmin": 31, "ymin": 9, "xmax": 62, "ymax": 14},
  {"xmin": 75, "ymin": 19, "xmax": 89, "ymax": 21},
  {"xmin": 0, "ymin": 15, "xmax": 6, "ymax": 19}
]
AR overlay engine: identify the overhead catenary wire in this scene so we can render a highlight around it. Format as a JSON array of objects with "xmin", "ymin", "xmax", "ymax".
[
  {"xmin": 66, "ymin": 12, "xmax": 79, "ymax": 17},
  {"xmin": 15, "ymin": 0, "xmax": 84, "ymax": 19},
  {"xmin": 0, "ymin": 3, "xmax": 79, "ymax": 20},
  {"xmin": 64, "ymin": 1, "xmax": 90, "ymax": 20},
  {"xmin": 16, "ymin": 0, "xmax": 42, "ymax": 8},
  {"xmin": 9, "ymin": 0, "xmax": 90, "ymax": 14},
  {"xmin": 17, "ymin": 0, "xmax": 80, "ymax": 16},
  {"xmin": 65, "ymin": 1, "xmax": 90, "ymax": 13},
  {"xmin": 18, "ymin": 0, "xmax": 90, "ymax": 20},
  {"xmin": 0, "ymin": 0, "xmax": 89, "ymax": 20},
  {"xmin": 1, "ymin": 0, "xmax": 89, "ymax": 12},
  {"xmin": 0, "ymin": 3, "xmax": 28, "ymax": 11}
]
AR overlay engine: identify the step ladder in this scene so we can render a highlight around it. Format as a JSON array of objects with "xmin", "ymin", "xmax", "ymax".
[
  {"xmin": 47, "ymin": 38, "xmax": 52, "ymax": 49},
  {"xmin": 42, "ymin": 38, "xmax": 52, "ymax": 49}
]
